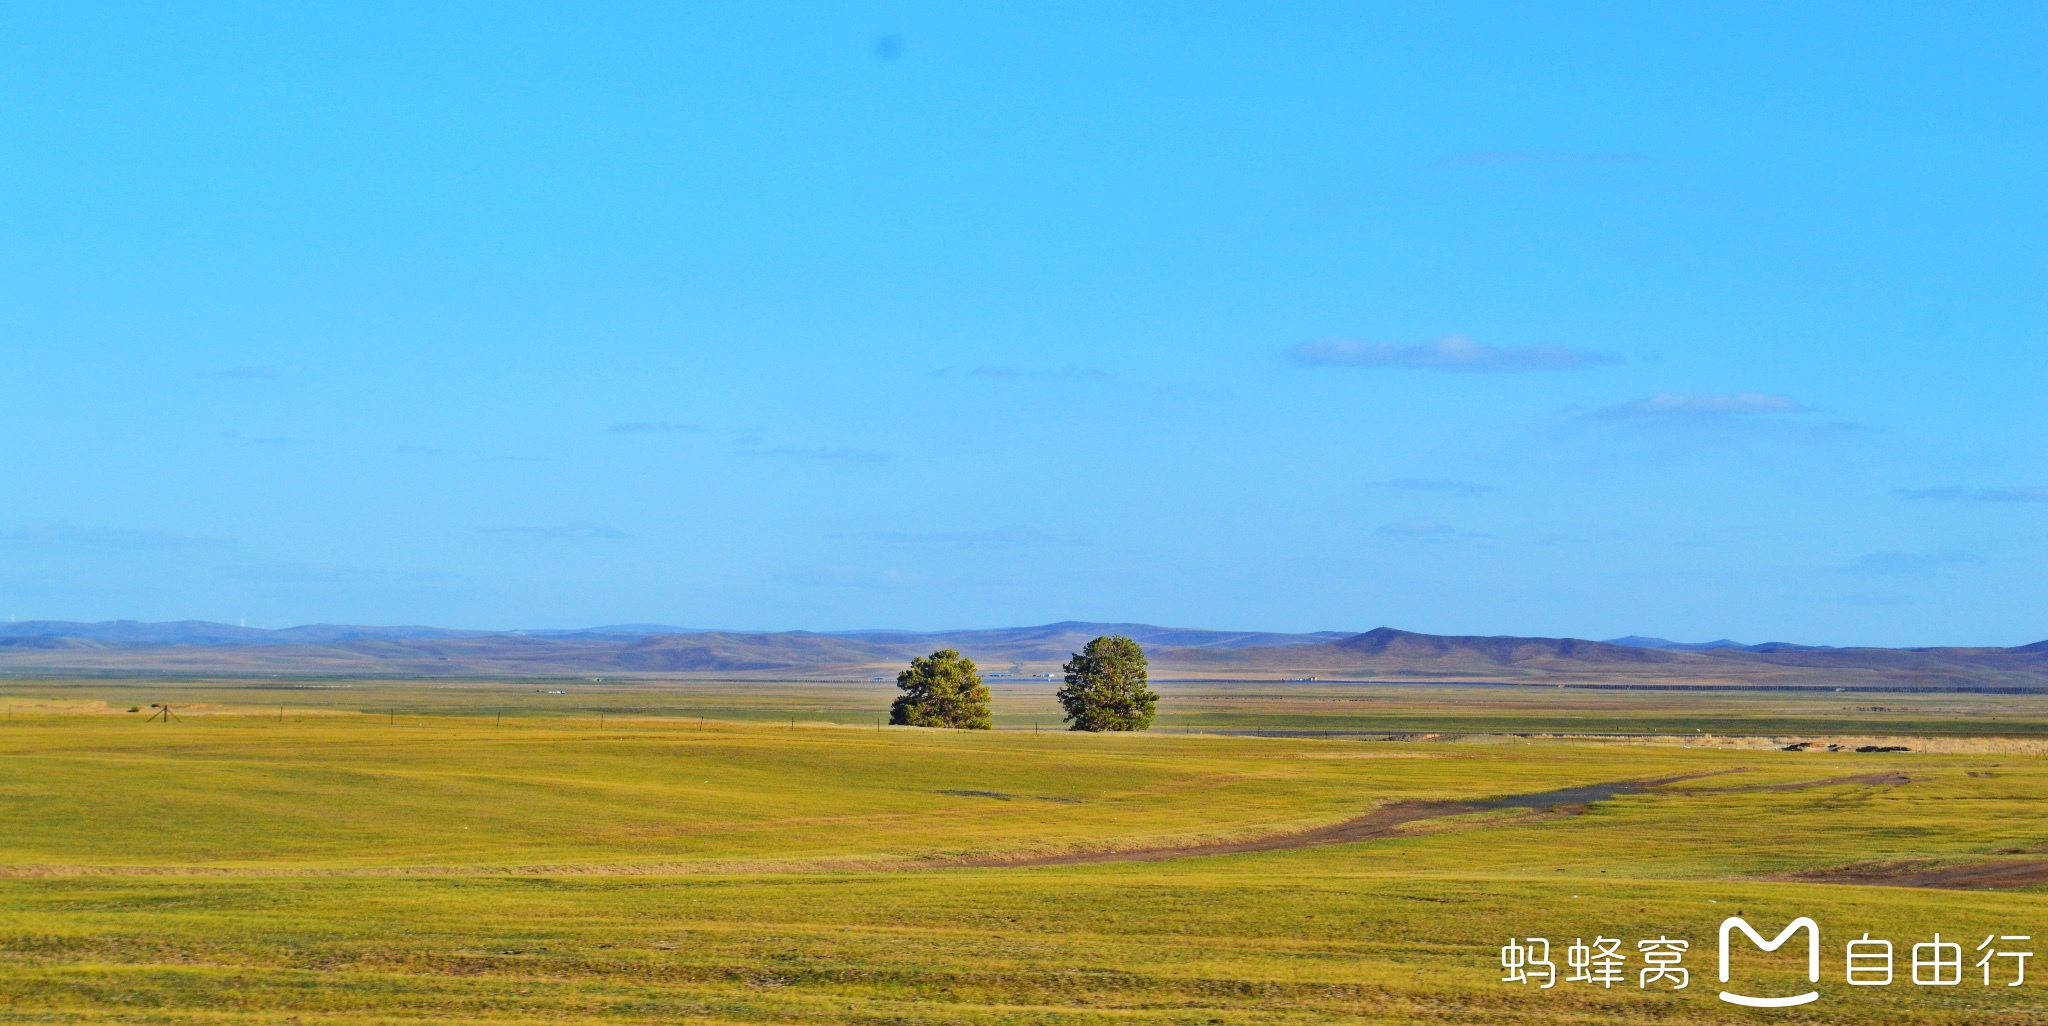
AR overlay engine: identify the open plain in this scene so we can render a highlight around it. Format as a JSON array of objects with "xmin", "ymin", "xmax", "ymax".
[{"xmin": 1, "ymin": 678, "xmax": 2046, "ymax": 1024}]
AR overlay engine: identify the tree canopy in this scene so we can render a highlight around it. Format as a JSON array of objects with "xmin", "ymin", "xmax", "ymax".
[
  {"xmin": 1056, "ymin": 635, "xmax": 1158, "ymax": 731},
  {"xmin": 888, "ymin": 648, "xmax": 992, "ymax": 729}
]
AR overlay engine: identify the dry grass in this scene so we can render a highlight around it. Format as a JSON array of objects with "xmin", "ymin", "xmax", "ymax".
[{"xmin": 1, "ymin": 687, "xmax": 2045, "ymax": 1023}]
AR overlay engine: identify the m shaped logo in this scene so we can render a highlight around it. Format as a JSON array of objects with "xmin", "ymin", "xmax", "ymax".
[{"xmin": 1718, "ymin": 916, "xmax": 1820, "ymax": 1007}]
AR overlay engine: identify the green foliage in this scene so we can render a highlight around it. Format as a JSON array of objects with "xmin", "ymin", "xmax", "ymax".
[
  {"xmin": 1057, "ymin": 634, "xmax": 1158, "ymax": 731},
  {"xmin": 888, "ymin": 648, "xmax": 992, "ymax": 729}
]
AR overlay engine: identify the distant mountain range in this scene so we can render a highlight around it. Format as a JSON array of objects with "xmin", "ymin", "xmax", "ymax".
[
  {"xmin": 1, "ymin": 620, "xmax": 2043, "ymax": 690},
  {"xmin": 1600, "ymin": 636, "xmax": 1859, "ymax": 653}
]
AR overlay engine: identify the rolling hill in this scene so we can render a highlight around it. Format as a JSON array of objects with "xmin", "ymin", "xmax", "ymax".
[{"xmin": 0, "ymin": 620, "xmax": 2043, "ymax": 689}]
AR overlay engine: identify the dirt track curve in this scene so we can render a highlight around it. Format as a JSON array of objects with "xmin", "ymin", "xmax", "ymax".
[{"xmin": 953, "ymin": 770, "xmax": 1913, "ymax": 869}]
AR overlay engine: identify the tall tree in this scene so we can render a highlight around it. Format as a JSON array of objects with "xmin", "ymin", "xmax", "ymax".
[
  {"xmin": 1056, "ymin": 635, "xmax": 1158, "ymax": 731},
  {"xmin": 888, "ymin": 649, "xmax": 992, "ymax": 729}
]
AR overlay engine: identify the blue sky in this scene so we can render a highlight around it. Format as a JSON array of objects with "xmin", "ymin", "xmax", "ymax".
[{"xmin": 3, "ymin": 3, "xmax": 2043, "ymax": 645}]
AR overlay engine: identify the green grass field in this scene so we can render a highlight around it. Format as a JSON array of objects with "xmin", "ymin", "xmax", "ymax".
[{"xmin": 2, "ymin": 682, "xmax": 2046, "ymax": 1023}]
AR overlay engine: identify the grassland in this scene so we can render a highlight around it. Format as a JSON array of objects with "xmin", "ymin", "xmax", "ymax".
[
  {"xmin": 13, "ymin": 676, "xmax": 2048, "ymax": 736},
  {"xmin": 2, "ymin": 681, "xmax": 2046, "ymax": 1024}
]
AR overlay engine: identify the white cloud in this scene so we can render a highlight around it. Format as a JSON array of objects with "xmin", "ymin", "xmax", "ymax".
[{"xmin": 1290, "ymin": 335, "xmax": 1617, "ymax": 373}]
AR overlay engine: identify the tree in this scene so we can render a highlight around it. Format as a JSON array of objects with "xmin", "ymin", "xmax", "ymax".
[
  {"xmin": 889, "ymin": 649, "xmax": 992, "ymax": 729},
  {"xmin": 1056, "ymin": 635, "xmax": 1158, "ymax": 731}
]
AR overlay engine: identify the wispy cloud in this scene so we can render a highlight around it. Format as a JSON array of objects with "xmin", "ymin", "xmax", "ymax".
[
  {"xmin": 1893, "ymin": 486, "xmax": 2048, "ymax": 504},
  {"xmin": 607, "ymin": 421, "xmax": 700, "ymax": 434},
  {"xmin": 1367, "ymin": 478, "xmax": 1497, "ymax": 496},
  {"xmin": 759, "ymin": 446, "xmax": 888, "ymax": 463},
  {"xmin": 1590, "ymin": 392, "xmax": 1810, "ymax": 422},
  {"xmin": 201, "ymin": 366, "xmax": 282, "ymax": 380},
  {"xmin": 1440, "ymin": 151, "xmax": 1646, "ymax": 168},
  {"xmin": 1837, "ymin": 551, "xmax": 1969, "ymax": 575},
  {"xmin": 866, "ymin": 526, "xmax": 1066, "ymax": 550},
  {"xmin": 1290, "ymin": 335, "xmax": 1618, "ymax": 373},
  {"xmin": 0, "ymin": 525, "xmax": 223, "ymax": 551},
  {"xmin": 481, "ymin": 522, "xmax": 629, "ymax": 541}
]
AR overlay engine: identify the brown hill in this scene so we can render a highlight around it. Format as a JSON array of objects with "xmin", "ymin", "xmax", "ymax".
[
  {"xmin": 1336, "ymin": 627, "xmax": 1682, "ymax": 664},
  {"xmin": 1158, "ymin": 628, "xmax": 2048, "ymax": 689},
  {"xmin": 0, "ymin": 621, "xmax": 2042, "ymax": 690}
]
